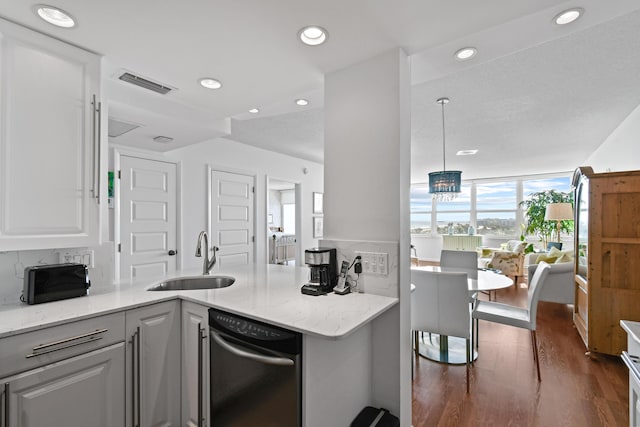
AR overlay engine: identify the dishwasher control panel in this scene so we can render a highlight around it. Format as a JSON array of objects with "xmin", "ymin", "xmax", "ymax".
[
  {"xmin": 209, "ymin": 308, "xmax": 302, "ymax": 355},
  {"xmin": 212, "ymin": 311, "xmax": 287, "ymax": 340}
]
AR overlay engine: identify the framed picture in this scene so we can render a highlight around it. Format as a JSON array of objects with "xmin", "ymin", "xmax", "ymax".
[
  {"xmin": 313, "ymin": 217, "xmax": 323, "ymax": 238},
  {"xmin": 313, "ymin": 192, "xmax": 323, "ymax": 214}
]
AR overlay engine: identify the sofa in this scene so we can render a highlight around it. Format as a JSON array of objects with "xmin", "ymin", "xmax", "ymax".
[{"xmin": 526, "ymin": 249, "xmax": 574, "ymax": 304}]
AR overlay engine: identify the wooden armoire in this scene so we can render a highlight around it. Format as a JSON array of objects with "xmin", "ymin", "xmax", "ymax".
[{"xmin": 573, "ymin": 166, "xmax": 640, "ymax": 356}]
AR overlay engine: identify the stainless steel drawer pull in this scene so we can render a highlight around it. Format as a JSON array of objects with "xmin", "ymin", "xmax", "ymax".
[{"xmin": 26, "ymin": 328, "xmax": 108, "ymax": 358}]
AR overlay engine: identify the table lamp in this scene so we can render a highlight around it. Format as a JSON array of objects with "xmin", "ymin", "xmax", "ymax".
[{"xmin": 545, "ymin": 202, "xmax": 573, "ymax": 243}]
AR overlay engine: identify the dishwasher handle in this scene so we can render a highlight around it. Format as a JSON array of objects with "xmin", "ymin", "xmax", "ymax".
[{"xmin": 210, "ymin": 331, "xmax": 294, "ymax": 366}]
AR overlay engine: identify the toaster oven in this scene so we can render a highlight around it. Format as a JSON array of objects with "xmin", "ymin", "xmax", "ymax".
[{"xmin": 22, "ymin": 263, "xmax": 90, "ymax": 305}]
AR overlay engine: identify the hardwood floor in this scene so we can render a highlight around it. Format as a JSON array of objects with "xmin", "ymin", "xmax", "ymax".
[{"xmin": 411, "ymin": 280, "xmax": 629, "ymax": 427}]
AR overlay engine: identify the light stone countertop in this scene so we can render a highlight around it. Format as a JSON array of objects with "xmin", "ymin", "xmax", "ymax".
[{"xmin": 0, "ymin": 264, "xmax": 398, "ymax": 340}]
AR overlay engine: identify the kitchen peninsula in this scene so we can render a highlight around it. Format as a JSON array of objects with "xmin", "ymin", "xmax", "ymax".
[{"xmin": 0, "ymin": 264, "xmax": 397, "ymax": 426}]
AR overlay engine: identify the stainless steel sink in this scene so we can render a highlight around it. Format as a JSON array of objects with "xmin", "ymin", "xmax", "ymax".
[{"xmin": 146, "ymin": 275, "xmax": 235, "ymax": 291}]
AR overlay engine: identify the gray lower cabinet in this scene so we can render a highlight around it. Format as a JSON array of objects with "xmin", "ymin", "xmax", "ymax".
[
  {"xmin": 181, "ymin": 301, "xmax": 210, "ymax": 427},
  {"xmin": 125, "ymin": 300, "xmax": 181, "ymax": 427},
  {"xmin": 0, "ymin": 342, "xmax": 125, "ymax": 427}
]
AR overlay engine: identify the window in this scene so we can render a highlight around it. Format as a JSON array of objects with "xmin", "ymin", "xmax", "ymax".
[
  {"xmin": 410, "ymin": 184, "xmax": 432, "ymax": 234},
  {"xmin": 282, "ymin": 204, "xmax": 295, "ymax": 234},
  {"xmin": 410, "ymin": 173, "xmax": 572, "ymax": 238},
  {"xmin": 436, "ymin": 184, "xmax": 471, "ymax": 234},
  {"xmin": 523, "ymin": 177, "xmax": 571, "ymax": 198},
  {"xmin": 476, "ymin": 181, "xmax": 517, "ymax": 236}
]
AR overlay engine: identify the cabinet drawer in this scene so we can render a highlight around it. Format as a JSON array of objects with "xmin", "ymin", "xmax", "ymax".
[{"xmin": 0, "ymin": 312, "xmax": 125, "ymax": 378}]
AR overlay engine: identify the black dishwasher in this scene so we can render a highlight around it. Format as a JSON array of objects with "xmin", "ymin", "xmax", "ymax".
[{"xmin": 209, "ymin": 308, "xmax": 302, "ymax": 427}]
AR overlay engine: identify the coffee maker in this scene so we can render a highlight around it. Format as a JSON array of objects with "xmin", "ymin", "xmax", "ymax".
[{"xmin": 301, "ymin": 248, "xmax": 337, "ymax": 296}]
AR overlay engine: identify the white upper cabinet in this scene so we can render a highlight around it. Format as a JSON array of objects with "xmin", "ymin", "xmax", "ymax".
[{"xmin": 0, "ymin": 18, "xmax": 102, "ymax": 250}]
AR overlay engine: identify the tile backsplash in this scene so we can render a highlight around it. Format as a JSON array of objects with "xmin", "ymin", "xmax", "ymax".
[
  {"xmin": 0, "ymin": 249, "xmax": 58, "ymax": 305},
  {"xmin": 0, "ymin": 243, "xmax": 114, "ymax": 305}
]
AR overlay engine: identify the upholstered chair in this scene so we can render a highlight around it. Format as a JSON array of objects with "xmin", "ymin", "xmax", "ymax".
[{"xmin": 487, "ymin": 240, "xmax": 527, "ymax": 284}]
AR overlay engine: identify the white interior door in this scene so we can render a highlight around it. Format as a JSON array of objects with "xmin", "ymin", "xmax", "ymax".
[
  {"xmin": 210, "ymin": 170, "xmax": 254, "ymax": 268},
  {"xmin": 120, "ymin": 156, "xmax": 177, "ymax": 280}
]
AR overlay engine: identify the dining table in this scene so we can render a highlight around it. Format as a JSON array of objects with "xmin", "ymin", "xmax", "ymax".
[{"xmin": 411, "ymin": 265, "xmax": 514, "ymax": 365}]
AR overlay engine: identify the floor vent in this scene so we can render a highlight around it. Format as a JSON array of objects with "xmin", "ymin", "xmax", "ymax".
[{"xmin": 118, "ymin": 72, "xmax": 173, "ymax": 95}]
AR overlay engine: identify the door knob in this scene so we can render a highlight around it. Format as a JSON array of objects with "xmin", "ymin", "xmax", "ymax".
[{"xmin": 168, "ymin": 250, "xmax": 177, "ymax": 256}]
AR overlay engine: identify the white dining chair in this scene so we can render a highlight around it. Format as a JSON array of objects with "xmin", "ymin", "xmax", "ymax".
[
  {"xmin": 439, "ymin": 249, "xmax": 481, "ymax": 346},
  {"xmin": 472, "ymin": 261, "xmax": 551, "ymax": 381},
  {"xmin": 439, "ymin": 250, "xmax": 478, "ymax": 280},
  {"xmin": 411, "ymin": 269, "xmax": 472, "ymax": 392}
]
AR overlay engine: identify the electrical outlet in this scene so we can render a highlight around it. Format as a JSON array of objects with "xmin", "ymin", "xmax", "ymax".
[
  {"xmin": 57, "ymin": 249, "xmax": 94, "ymax": 268},
  {"xmin": 355, "ymin": 251, "xmax": 388, "ymax": 276}
]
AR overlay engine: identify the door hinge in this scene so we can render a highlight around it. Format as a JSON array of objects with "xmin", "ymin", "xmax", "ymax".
[
  {"xmin": 117, "ymin": 243, "xmax": 121, "ymax": 253},
  {"xmin": 252, "ymin": 186, "xmax": 255, "ymax": 193},
  {"xmin": 252, "ymin": 236, "xmax": 255, "ymax": 243},
  {"xmin": 118, "ymin": 170, "xmax": 121, "ymax": 179}
]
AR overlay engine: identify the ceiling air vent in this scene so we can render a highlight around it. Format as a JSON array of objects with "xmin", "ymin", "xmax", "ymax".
[{"xmin": 118, "ymin": 72, "xmax": 173, "ymax": 95}]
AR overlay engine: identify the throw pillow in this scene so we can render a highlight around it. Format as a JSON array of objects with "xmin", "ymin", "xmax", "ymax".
[
  {"xmin": 555, "ymin": 250, "xmax": 574, "ymax": 264},
  {"xmin": 548, "ymin": 246, "xmax": 562, "ymax": 258},
  {"xmin": 536, "ymin": 254, "xmax": 558, "ymax": 264}
]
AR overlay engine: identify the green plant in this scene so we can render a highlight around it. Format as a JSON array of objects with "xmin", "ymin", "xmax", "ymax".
[{"xmin": 520, "ymin": 190, "xmax": 573, "ymax": 249}]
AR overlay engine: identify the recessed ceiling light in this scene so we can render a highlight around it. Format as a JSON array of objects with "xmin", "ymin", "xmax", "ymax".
[
  {"xmin": 295, "ymin": 99, "xmax": 309, "ymax": 106},
  {"xmin": 249, "ymin": 108, "xmax": 260, "ymax": 114},
  {"xmin": 298, "ymin": 26, "xmax": 328, "ymax": 46},
  {"xmin": 199, "ymin": 78, "xmax": 222, "ymax": 89},
  {"xmin": 35, "ymin": 5, "xmax": 75, "ymax": 28},
  {"xmin": 454, "ymin": 47, "xmax": 477, "ymax": 61},
  {"xmin": 554, "ymin": 8, "xmax": 583, "ymax": 25},
  {"xmin": 456, "ymin": 149, "xmax": 478, "ymax": 156}
]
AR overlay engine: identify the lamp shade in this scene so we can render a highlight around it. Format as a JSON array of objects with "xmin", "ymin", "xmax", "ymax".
[
  {"xmin": 544, "ymin": 202, "xmax": 573, "ymax": 221},
  {"xmin": 429, "ymin": 170, "xmax": 462, "ymax": 196}
]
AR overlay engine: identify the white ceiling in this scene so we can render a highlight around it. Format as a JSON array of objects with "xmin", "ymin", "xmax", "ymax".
[{"xmin": 2, "ymin": 0, "xmax": 640, "ymax": 181}]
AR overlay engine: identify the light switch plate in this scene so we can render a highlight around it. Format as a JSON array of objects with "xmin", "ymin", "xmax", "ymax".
[
  {"xmin": 57, "ymin": 249, "xmax": 94, "ymax": 268},
  {"xmin": 355, "ymin": 251, "xmax": 388, "ymax": 276}
]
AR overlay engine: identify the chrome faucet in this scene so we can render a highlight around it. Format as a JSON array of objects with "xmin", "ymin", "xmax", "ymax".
[{"xmin": 195, "ymin": 231, "xmax": 219, "ymax": 275}]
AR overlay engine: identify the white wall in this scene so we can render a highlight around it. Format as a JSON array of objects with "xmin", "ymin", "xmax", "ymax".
[
  {"xmin": 324, "ymin": 48, "xmax": 411, "ymax": 424},
  {"xmin": 584, "ymin": 103, "xmax": 640, "ymax": 172},
  {"xmin": 165, "ymin": 137, "xmax": 323, "ymax": 271}
]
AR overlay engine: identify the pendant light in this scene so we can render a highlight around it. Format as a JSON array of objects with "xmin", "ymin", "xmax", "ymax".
[{"xmin": 429, "ymin": 97, "xmax": 462, "ymax": 201}]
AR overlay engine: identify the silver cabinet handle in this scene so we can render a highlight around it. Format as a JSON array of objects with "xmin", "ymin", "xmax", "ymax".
[
  {"xmin": 3, "ymin": 383, "xmax": 9, "ymax": 427},
  {"xmin": 91, "ymin": 94, "xmax": 97, "ymax": 198},
  {"xmin": 91, "ymin": 95, "xmax": 101, "ymax": 203},
  {"xmin": 96, "ymin": 100, "xmax": 102, "ymax": 203},
  {"xmin": 26, "ymin": 328, "xmax": 108, "ymax": 358},
  {"xmin": 197, "ymin": 324, "xmax": 205, "ymax": 427},
  {"xmin": 136, "ymin": 326, "xmax": 141, "ymax": 427},
  {"xmin": 129, "ymin": 327, "xmax": 141, "ymax": 427},
  {"xmin": 129, "ymin": 329, "xmax": 136, "ymax": 427},
  {"xmin": 210, "ymin": 331, "xmax": 293, "ymax": 366},
  {"xmin": 129, "ymin": 329, "xmax": 137, "ymax": 427}
]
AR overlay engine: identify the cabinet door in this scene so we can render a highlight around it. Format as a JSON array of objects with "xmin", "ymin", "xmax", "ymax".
[
  {"xmin": 631, "ymin": 372, "xmax": 640, "ymax": 427},
  {"xmin": 0, "ymin": 17, "xmax": 101, "ymax": 251},
  {"xmin": 1, "ymin": 342, "xmax": 125, "ymax": 427},
  {"xmin": 181, "ymin": 301, "xmax": 210, "ymax": 427},
  {"xmin": 125, "ymin": 301, "xmax": 180, "ymax": 427}
]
